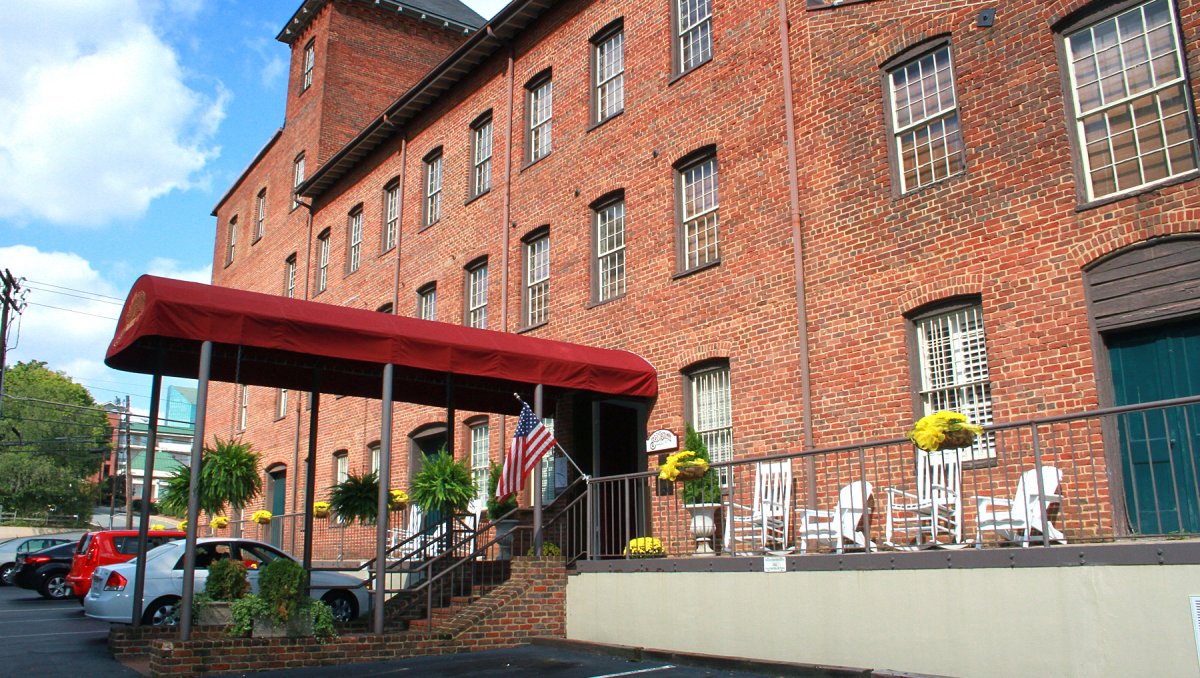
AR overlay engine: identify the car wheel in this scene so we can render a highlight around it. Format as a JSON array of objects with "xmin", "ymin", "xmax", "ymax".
[
  {"xmin": 143, "ymin": 596, "xmax": 181, "ymax": 627},
  {"xmin": 40, "ymin": 573, "xmax": 72, "ymax": 600},
  {"xmin": 322, "ymin": 591, "xmax": 357, "ymax": 623},
  {"xmin": 0, "ymin": 563, "xmax": 13, "ymax": 586}
]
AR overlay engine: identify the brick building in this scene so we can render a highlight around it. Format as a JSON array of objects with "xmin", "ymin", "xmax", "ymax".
[{"xmin": 207, "ymin": 0, "xmax": 1200, "ymax": 559}]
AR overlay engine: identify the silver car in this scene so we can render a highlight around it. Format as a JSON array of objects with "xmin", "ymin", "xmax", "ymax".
[
  {"xmin": 0, "ymin": 533, "xmax": 82, "ymax": 585},
  {"xmin": 83, "ymin": 537, "xmax": 369, "ymax": 626}
]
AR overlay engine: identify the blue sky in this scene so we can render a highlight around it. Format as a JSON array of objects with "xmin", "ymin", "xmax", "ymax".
[{"xmin": 0, "ymin": 0, "xmax": 505, "ymax": 416}]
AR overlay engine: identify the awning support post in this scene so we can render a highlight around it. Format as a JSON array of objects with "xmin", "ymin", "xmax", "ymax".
[
  {"xmin": 179, "ymin": 340, "xmax": 212, "ymax": 642},
  {"xmin": 533, "ymin": 384, "xmax": 544, "ymax": 556},
  {"xmin": 303, "ymin": 373, "xmax": 320, "ymax": 588},
  {"xmin": 131, "ymin": 371, "xmax": 162, "ymax": 626},
  {"xmin": 373, "ymin": 363, "xmax": 394, "ymax": 635}
]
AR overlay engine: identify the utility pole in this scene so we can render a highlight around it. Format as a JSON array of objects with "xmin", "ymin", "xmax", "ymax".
[
  {"xmin": 0, "ymin": 269, "xmax": 26, "ymax": 421},
  {"xmin": 122, "ymin": 396, "xmax": 133, "ymax": 528}
]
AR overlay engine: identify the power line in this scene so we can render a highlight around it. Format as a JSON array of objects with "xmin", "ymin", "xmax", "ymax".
[
  {"xmin": 25, "ymin": 301, "xmax": 118, "ymax": 321},
  {"xmin": 24, "ymin": 279, "xmax": 124, "ymax": 303},
  {"xmin": 24, "ymin": 285, "xmax": 124, "ymax": 306}
]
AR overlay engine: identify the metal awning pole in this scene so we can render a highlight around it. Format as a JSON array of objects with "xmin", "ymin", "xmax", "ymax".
[
  {"xmin": 533, "ymin": 384, "xmax": 543, "ymax": 555},
  {"xmin": 131, "ymin": 372, "xmax": 162, "ymax": 626},
  {"xmin": 302, "ymin": 373, "xmax": 320, "ymax": 587},
  {"xmin": 373, "ymin": 363, "xmax": 393, "ymax": 635},
  {"xmin": 179, "ymin": 340, "xmax": 212, "ymax": 642}
]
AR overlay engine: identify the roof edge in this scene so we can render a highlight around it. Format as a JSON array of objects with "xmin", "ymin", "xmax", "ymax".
[
  {"xmin": 276, "ymin": 0, "xmax": 484, "ymax": 45},
  {"xmin": 211, "ymin": 129, "xmax": 283, "ymax": 216}
]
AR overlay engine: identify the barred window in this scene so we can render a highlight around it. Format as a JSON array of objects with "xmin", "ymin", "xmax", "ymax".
[
  {"xmin": 524, "ymin": 231, "xmax": 549, "ymax": 327},
  {"xmin": 466, "ymin": 261, "xmax": 488, "ymax": 329},
  {"xmin": 914, "ymin": 302, "xmax": 995, "ymax": 462},
  {"xmin": 675, "ymin": 0, "xmax": 712, "ymax": 75},
  {"xmin": 688, "ymin": 363, "xmax": 732, "ymax": 484},
  {"xmin": 678, "ymin": 152, "xmax": 720, "ymax": 271},
  {"xmin": 316, "ymin": 229, "xmax": 330, "ymax": 294},
  {"xmin": 593, "ymin": 25, "xmax": 625, "ymax": 123},
  {"xmin": 528, "ymin": 76, "xmax": 553, "ymax": 163},
  {"xmin": 383, "ymin": 181, "xmax": 399, "ymax": 252},
  {"xmin": 594, "ymin": 198, "xmax": 626, "ymax": 302},
  {"xmin": 471, "ymin": 115, "xmax": 492, "ymax": 198},
  {"xmin": 418, "ymin": 282, "xmax": 437, "ymax": 321},
  {"xmin": 302, "ymin": 40, "xmax": 315, "ymax": 91},
  {"xmin": 1064, "ymin": 0, "xmax": 1198, "ymax": 200},
  {"xmin": 888, "ymin": 44, "xmax": 964, "ymax": 193},
  {"xmin": 255, "ymin": 189, "xmax": 266, "ymax": 241},
  {"xmin": 470, "ymin": 421, "xmax": 490, "ymax": 501},
  {"xmin": 347, "ymin": 207, "xmax": 363, "ymax": 273}
]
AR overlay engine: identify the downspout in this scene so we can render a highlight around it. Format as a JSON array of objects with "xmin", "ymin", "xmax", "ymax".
[
  {"xmin": 776, "ymin": 0, "xmax": 816, "ymax": 497},
  {"xmin": 499, "ymin": 35, "xmax": 515, "ymax": 451},
  {"xmin": 391, "ymin": 134, "xmax": 408, "ymax": 314}
]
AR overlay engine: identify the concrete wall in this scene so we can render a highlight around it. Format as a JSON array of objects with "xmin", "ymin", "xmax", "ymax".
[{"xmin": 566, "ymin": 566, "xmax": 1200, "ymax": 677}]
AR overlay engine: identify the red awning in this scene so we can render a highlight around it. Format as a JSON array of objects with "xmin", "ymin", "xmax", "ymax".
[{"xmin": 105, "ymin": 275, "xmax": 657, "ymax": 413}]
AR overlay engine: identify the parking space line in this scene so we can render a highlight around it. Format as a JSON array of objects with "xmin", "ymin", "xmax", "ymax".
[
  {"xmin": 3, "ymin": 630, "xmax": 109, "ymax": 639},
  {"xmin": 591, "ymin": 666, "xmax": 676, "ymax": 678},
  {"xmin": 0, "ymin": 617, "xmax": 91, "ymax": 624}
]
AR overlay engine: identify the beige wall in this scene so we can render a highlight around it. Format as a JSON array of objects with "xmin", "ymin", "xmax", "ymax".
[{"xmin": 567, "ymin": 566, "xmax": 1200, "ymax": 677}]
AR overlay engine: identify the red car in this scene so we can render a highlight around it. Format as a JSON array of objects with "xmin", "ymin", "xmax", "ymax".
[{"xmin": 67, "ymin": 530, "xmax": 186, "ymax": 598}]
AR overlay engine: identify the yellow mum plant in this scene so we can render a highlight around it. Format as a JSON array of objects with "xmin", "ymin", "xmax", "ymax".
[
  {"xmin": 251, "ymin": 510, "xmax": 273, "ymax": 525},
  {"xmin": 388, "ymin": 489, "xmax": 409, "ymax": 511},
  {"xmin": 657, "ymin": 450, "xmax": 709, "ymax": 482},
  {"xmin": 907, "ymin": 411, "xmax": 984, "ymax": 452},
  {"xmin": 625, "ymin": 536, "xmax": 665, "ymax": 558},
  {"xmin": 313, "ymin": 501, "xmax": 331, "ymax": 518},
  {"xmin": 150, "ymin": 524, "xmax": 165, "ymax": 531},
  {"xmin": 210, "ymin": 516, "xmax": 229, "ymax": 529},
  {"xmin": 177, "ymin": 519, "xmax": 188, "ymax": 532}
]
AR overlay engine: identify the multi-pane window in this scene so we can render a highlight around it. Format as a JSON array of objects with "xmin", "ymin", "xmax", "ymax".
[
  {"xmin": 466, "ymin": 261, "xmax": 488, "ymax": 329},
  {"xmin": 334, "ymin": 451, "xmax": 349, "ymax": 485},
  {"xmin": 594, "ymin": 27, "xmax": 625, "ymax": 123},
  {"xmin": 284, "ymin": 254, "xmax": 297, "ymax": 298},
  {"xmin": 238, "ymin": 385, "xmax": 249, "ymax": 431},
  {"xmin": 675, "ymin": 0, "xmax": 712, "ymax": 74},
  {"xmin": 292, "ymin": 153, "xmax": 305, "ymax": 210},
  {"xmin": 679, "ymin": 153, "xmax": 720, "ymax": 271},
  {"xmin": 369, "ymin": 443, "xmax": 381, "ymax": 476},
  {"xmin": 470, "ymin": 421, "xmax": 490, "ymax": 501},
  {"xmin": 538, "ymin": 417, "xmax": 562, "ymax": 503},
  {"xmin": 524, "ymin": 232, "xmax": 549, "ymax": 327},
  {"xmin": 316, "ymin": 229, "xmax": 330, "ymax": 294},
  {"xmin": 276, "ymin": 389, "xmax": 288, "ymax": 420},
  {"xmin": 302, "ymin": 39, "xmax": 315, "ymax": 91},
  {"xmin": 689, "ymin": 364, "xmax": 732, "ymax": 483},
  {"xmin": 914, "ymin": 303, "xmax": 995, "ymax": 462},
  {"xmin": 595, "ymin": 199, "xmax": 626, "ymax": 302},
  {"xmin": 471, "ymin": 115, "xmax": 492, "ymax": 198},
  {"xmin": 1064, "ymin": 0, "xmax": 1198, "ymax": 200},
  {"xmin": 424, "ymin": 150, "xmax": 442, "ymax": 226},
  {"xmin": 383, "ymin": 182, "xmax": 399, "ymax": 252},
  {"xmin": 347, "ymin": 208, "xmax": 363, "ymax": 273},
  {"xmin": 418, "ymin": 283, "xmax": 437, "ymax": 321},
  {"xmin": 528, "ymin": 76, "xmax": 553, "ymax": 163},
  {"xmin": 225, "ymin": 216, "xmax": 237, "ymax": 266},
  {"xmin": 255, "ymin": 189, "xmax": 266, "ymax": 241},
  {"xmin": 889, "ymin": 44, "xmax": 964, "ymax": 193}
]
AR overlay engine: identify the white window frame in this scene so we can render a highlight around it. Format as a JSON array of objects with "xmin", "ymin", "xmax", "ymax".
[
  {"xmin": 334, "ymin": 452, "xmax": 349, "ymax": 485},
  {"xmin": 594, "ymin": 28, "xmax": 625, "ymax": 123},
  {"xmin": 418, "ymin": 283, "xmax": 437, "ymax": 321},
  {"xmin": 285, "ymin": 255, "xmax": 297, "ymax": 299},
  {"xmin": 369, "ymin": 443, "xmax": 381, "ymax": 476},
  {"xmin": 528, "ymin": 77, "xmax": 553, "ymax": 163},
  {"xmin": 276, "ymin": 388, "xmax": 288, "ymax": 420},
  {"xmin": 524, "ymin": 232, "xmax": 549, "ymax": 327},
  {"xmin": 679, "ymin": 153, "xmax": 720, "ymax": 271},
  {"xmin": 302, "ymin": 40, "xmax": 315, "ymax": 91},
  {"xmin": 383, "ymin": 182, "xmax": 399, "ymax": 251},
  {"xmin": 466, "ymin": 262, "xmax": 488, "ymax": 329},
  {"xmin": 471, "ymin": 117, "xmax": 493, "ymax": 198},
  {"xmin": 688, "ymin": 364, "xmax": 732, "ymax": 484},
  {"xmin": 914, "ymin": 303, "xmax": 995, "ymax": 463},
  {"xmin": 538, "ymin": 417, "xmax": 562, "ymax": 503},
  {"xmin": 292, "ymin": 153, "xmax": 305, "ymax": 210},
  {"xmin": 470, "ymin": 421, "xmax": 490, "ymax": 501},
  {"xmin": 675, "ymin": 0, "xmax": 713, "ymax": 75},
  {"xmin": 347, "ymin": 209, "xmax": 363, "ymax": 273},
  {"xmin": 316, "ymin": 230, "xmax": 330, "ymax": 294},
  {"xmin": 238, "ymin": 385, "xmax": 249, "ymax": 431},
  {"xmin": 225, "ymin": 216, "xmax": 237, "ymax": 266},
  {"xmin": 888, "ymin": 44, "xmax": 964, "ymax": 193},
  {"xmin": 595, "ymin": 199, "xmax": 626, "ymax": 302},
  {"xmin": 255, "ymin": 189, "xmax": 266, "ymax": 241},
  {"xmin": 424, "ymin": 151, "xmax": 442, "ymax": 226}
]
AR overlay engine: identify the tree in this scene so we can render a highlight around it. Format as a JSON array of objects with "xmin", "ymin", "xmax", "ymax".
[{"xmin": 0, "ymin": 361, "xmax": 108, "ymax": 516}]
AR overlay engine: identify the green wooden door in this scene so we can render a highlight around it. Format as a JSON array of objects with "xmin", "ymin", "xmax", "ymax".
[
  {"xmin": 268, "ymin": 470, "xmax": 287, "ymax": 547},
  {"xmin": 1108, "ymin": 320, "xmax": 1200, "ymax": 534}
]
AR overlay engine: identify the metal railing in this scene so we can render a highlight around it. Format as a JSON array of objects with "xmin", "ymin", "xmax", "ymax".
[{"xmin": 587, "ymin": 395, "xmax": 1200, "ymax": 558}]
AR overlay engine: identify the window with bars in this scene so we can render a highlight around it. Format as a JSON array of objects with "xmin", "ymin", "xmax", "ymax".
[
  {"xmin": 687, "ymin": 362, "xmax": 732, "ymax": 484},
  {"xmin": 418, "ymin": 282, "xmax": 437, "ymax": 321},
  {"xmin": 333, "ymin": 451, "xmax": 348, "ymax": 485},
  {"xmin": 238, "ymin": 385, "xmax": 249, "ymax": 431},
  {"xmin": 524, "ymin": 230, "xmax": 549, "ymax": 327},
  {"xmin": 888, "ymin": 43, "xmax": 964, "ymax": 193},
  {"xmin": 276, "ymin": 389, "xmax": 288, "ymax": 420},
  {"xmin": 292, "ymin": 153, "xmax": 305, "ymax": 210},
  {"xmin": 527, "ymin": 75, "xmax": 553, "ymax": 163},
  {"xmin": 302, "ymin": 40, "xmax": 315, "ymax": 91},
  {"xmin": 678, "ymin": 152, "xmax": 720, "ymax": 272},
  {"xmin": 594, "ymin": 197, "xmax": 626, "ymax": 303},
  {"xmin": 225, "ymin": 216, "xmax": 237, "ymax": 266},
  {"xmin": 913, "ymin": 302, "xmax": 995, "ymax": 463},
  {"xmin": 347, "ymin": 207, "xmax": 363, "ymax": 273},
  {"xmin": 255, "ymin": 189, "xmax": 266, "ymax": 241},
  {"xmin": 1063, "ymin": 0, "xmax": 1198, "ymax": 201},
  {"xmin": 316, "ymin": 229, "xmax": 330, "ymax": 295},
  {"xmin": 674, "ymin": 0, "xmax": 712, "ymax": 75},
  {"xmin": 470, "ymin": 421, "xmax": 490, "ymax": 501},
  {"xmin": 471, "ymin": 114, "xmax": 492, "ymax": 199},
  {"xmin": 593, "ymin": 24, "xmax": 625, "ymax": 124},
  {"xmin": 424, "ymin": 150, "xmax": 442, "ymax": 226},
  {"xmin": 466, "ymin": 260, "xmax": 488, "ymax": 329},
  {"xmin": 284, "ymin": 254, "xmax": 296, "ymax": 298},
  {"xmin": 383, "ymin": 181, "xmax": 399, "ymax": 252}
]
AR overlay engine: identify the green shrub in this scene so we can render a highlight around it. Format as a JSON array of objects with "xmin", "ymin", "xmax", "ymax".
[
  {"xmin": 527, "ymin": 541, "xmax": 561, "ymax": 557},
  {"xmin": 205, "ymin": 558, "xmax": 249, "ymax": 601},
  {"xmin": 486, "ymin": 462, "xmax": 517, "ymax": 519},
  {"xmin": 258, "ymin": 558, "xmax": 308, "ymax": 622},
  {"xmin": 681, "ymin": 424, "xmax": 721, "ymax": 505}
]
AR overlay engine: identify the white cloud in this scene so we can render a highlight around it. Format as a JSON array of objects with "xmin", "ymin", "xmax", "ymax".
[
  {"xmin": 0, "ymin": 0, "xmax": 225, "ymax": 227},
  {"xmin": 147, "ymin": 257, "xmax": 212, "ymax": 284}
]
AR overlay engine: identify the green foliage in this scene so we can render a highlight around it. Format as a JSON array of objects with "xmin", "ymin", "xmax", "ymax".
[
  {"xmin": 192, "ymin": 591, "xmax": 213, "ymax": 620},
  {"xmin": 229, "ymin": 593, "xmax": 271, "ymax": 637},
  {"xmin": 205, "ymin": 558, "xmax": 249, "ymax": 601},
  {"xmin": 258, "ymin": 557, "xmax": 308, "ymax": 622},
  {"xmin": 157, "ymin": 436, "xmax": 261, "ymax": 518},
  {"xmin": 409, "ymin": 448, "xmax": 474, "ymax": 516},
  {"xmin": 0, "ymin": 361, "xmax": 109, "ymax": 515},
  {"xmin": 681, "ymin": 424, "xmax": 720, "ymax": 505},
  {"xmin": 527, "ymin": 541, "xmax": 561, "ymax": 557},
  {"xmin": 157, "ymin": 469, "xmax": 192, "ymax": 518},
  {"xmin": 309, "ymin": 600, "xmax": 337, "ymax": 640},
  {"xmin": 328, "ymin": 471, "xmax": 380, "ymax": 525},
  {"xmin": 486, "ymin": 462, "xmax": 517, "ymax": 519}
]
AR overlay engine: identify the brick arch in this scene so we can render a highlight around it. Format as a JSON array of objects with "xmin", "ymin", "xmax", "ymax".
[
  {"xmin": 1045, "ymin": 0, "xmax": 1111, "ymax": 29},
  {"xmin": 675, "ymin": 340, "xmax": 734, "ymax": 373},
  {"xmin": 875, "ymin": 16, "xmax": 958, "ymax": 68},
  {"xmin": 1071, "ymin": 220, "xmax": 1200, "ymax": 270},
  {"xmin": 896, "ymin": 273, "xmax": 986, "ymax": 316}
]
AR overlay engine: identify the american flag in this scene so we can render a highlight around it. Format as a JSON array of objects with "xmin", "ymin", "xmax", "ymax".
[{"xmin": 496, "ymin": 403, "xmax": 557, "ymax": 499}]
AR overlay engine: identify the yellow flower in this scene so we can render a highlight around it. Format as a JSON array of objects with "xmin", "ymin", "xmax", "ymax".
[
  {"xmin": 150, "ymin": 524, "xmax": 165, "ymax": 531},
  {"xmin": 907, "ymin": 411, "xmax": 984, "ymax": 451},
  {"xmin": 313, "ymin": 501, "xmax": 331, "ymax": 517},
  {"xmin": 624, "ymin": 537, "xmax": 664, "ymax": 557},
  {"xmin": 657, "ymin": 450, "xmax": 708, "ymax": 481},
  {"xmin": 388, "ymin": 489, "xmax": 409, "ymax": 511},
  {"xmin": 177, "ymin": 519, "xmax": 188, "ymax": 532},
  {"xmin": 251, "ymin": 510, "xmax": 273, "ymax": 525},
  {"xmin": 209, "ymin": 516, "xmax": 229, "ymax": 529}
]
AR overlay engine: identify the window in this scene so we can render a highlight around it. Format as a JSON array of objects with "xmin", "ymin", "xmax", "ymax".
[
  {"xmin": 538, "ymin": 417, "xmax": 563, "ymax": 503},
  {"xmin": 275, "ymin": 389, "xmax": 288, "ymax": 420},
  {"xmin": 677, "ymin": 150, "xmax": 720, "ymax": 272},
  {"xmin": 316, "ymin": 229, "xmax": 330, "ymax": 294},
  {"xmin": 523, "ymin": 229, "xmax": 550, "ymax": 327},
  {"xmin": 369, "ymin": 442, "xmax": 381, "ymax": 476},
  {"xmin": 383, "ymin": 180, "xmax": 399, "ymax": 252},
  {"xmin": 465, "ymin": 260, "xmax": 488, "ymax": 329},
  {"xmin": 1062, "ymin": 0, "xmax": 1198, "ymax": 200},
  {"xmin": 687, "ymin": 362, "xmax": 732, "ymax": 483},
  {"xmin": 284, "ymin": 254, "xmax": 297, "ymax": 298},
  {"xmin": 593, "ymin": 23, "xmax": 625, "ymax": 124},
  {"xmin": 418, "ymin": 282, "xmax": 437, "ymax": 321},
  {"xmin": 527, "ymin": 74, "xmax": 553, "ymax": 163},
  {"xmin": 254, "ymin": 189, "xmax": 266, "ymax": 242},
  {"xmin": 593, "ymin": 196, "xmax": 626, "ymax": 302},
  {"xmin": 470, "ymin": 114, "xmax": 493, "ymax": 199},
  {"xmin": 470, "ymin": 420, "xmax": 490, "ymax": 501},
  {"xmin": 424, "ymin": 149, "xmax": 442, "ymax": 227},
  {"xmin": 376, "ymin": 303, "xmax": 393, "ymax": 314},
  {"xmin": 225, "ymin": 216, "xmax": 237, "ymax": 266},
  {"xmin": 674, "ymin": 0, "xmax": 712, "ymax": 75},
  {"xmin": 887, "ymin": 43, "xmax": 964, "ymax": 193},
  {"xmin": 333, "ymin": 451, "xmax": 349, "ymax": 485},
  {"xmin": 238, "ymin": 385, "xmax": 249, "ymax": 431},
  {"xmin": 347, "ymin": 207, "xmax": 363, "ymax": 273},
  {"xmin": 913, "ymin": 302, "xmax": 995, "ymax": 462},
  {"xmin": 292, "ymin": 153, "xmax": 305, "ymax": 210},
  {"xmin": 302, "ymin": 39, "xmax": 315, "ymax": 92}
]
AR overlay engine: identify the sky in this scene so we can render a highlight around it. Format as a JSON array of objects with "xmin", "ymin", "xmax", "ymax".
[{"xmin": 0, "ymin": 0, "xmax": 507, "ymax": 418}]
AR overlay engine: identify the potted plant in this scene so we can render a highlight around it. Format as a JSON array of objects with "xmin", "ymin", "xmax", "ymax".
[
  {"xmin": 409, "ymin": 448, "xmax": 475, "ymax": 550},
  {"xmin": 158, "ymin": 437, "xmax": 262, "ymax": 537},
  {"xmin": 676, "ymin": 425, "xmax": 722, "ymax": 555},
  {"xmin": 210, "ymin": 515, "xmax": 229, "ymax": 531},
  {"xmin": 624, "ymin": 537, "xmax": 665, "ymax": 558},
  {"xmin": 486, "ymin": 462, "xmax": 519, "ymax": 559},
  {"xmin": 194, "ymin": 557, "xmax": 249, "ymax": 626},
  {"xmin": 328, "ymin": 471, "xmax": 381, "ymax": 525},
  {"xmin": 229, "ymin": 558, "xmax": 335, "ymax": 639},
  {"xmin": 907, "ymin": 411, "xmax": 984, "ymax": 452},
  {"xmin": 312, "ymin": 501, "xmax": 331, "ymax": 519}
]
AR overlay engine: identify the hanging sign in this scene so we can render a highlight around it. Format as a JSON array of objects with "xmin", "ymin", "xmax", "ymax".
[{"xmin": 647, "ymin": 429, "xmax": 678, "ymax": 453}]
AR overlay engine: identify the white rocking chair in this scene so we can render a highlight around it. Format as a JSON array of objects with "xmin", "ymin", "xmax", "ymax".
[
  {"xmin": 798, "ymin": 481, "xmax": 875, "ymax": 554},
  {"xmin": 884, "ymin": 449, "xmax": 962, "ymax": 548},
  {"xmin": 976, "ymin": 466, "xmax": 1066, "ymax": 547},
  {"xmin": 726, "ymin": 460, "xmax": 793, "ymax": 554}
]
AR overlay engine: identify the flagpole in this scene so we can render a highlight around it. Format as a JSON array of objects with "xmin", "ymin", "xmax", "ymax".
[{"xmin": 532, "ymin": 384, "xmax": 544, "ymax": 556}]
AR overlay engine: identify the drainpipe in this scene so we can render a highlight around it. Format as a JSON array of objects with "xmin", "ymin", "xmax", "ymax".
[
  {"xmin": 391, "ymin": 135, "xmax": 408, "ymax": 314},
  {"xmin": 776, "ymin": 0, "xmax": 816, "ymax": 499},
  {"xmin": 500, "ymin": 38, "xmax": 515, "ymax": 448}
]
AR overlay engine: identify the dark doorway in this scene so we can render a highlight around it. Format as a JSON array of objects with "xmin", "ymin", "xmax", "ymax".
[
  {"xmin": 409, "ymin": 424, "xmax": 448, "ymax": 481},
  {"xmin": 590, "ymin": 400, "xmax": 648, "ymax": 557},
  {"xmin": 266, "ymin": 467, "xmax": 286, "ymax": 548}
]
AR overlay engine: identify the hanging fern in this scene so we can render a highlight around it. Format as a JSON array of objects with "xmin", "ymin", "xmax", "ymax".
[
  {"xmin": 328, "ymin": 471, "xmax": 380, "ymax": 525},
  {"xmin": 409, "ymin": 449, "xmax": 474, "ymax": 516},
  {"xmin": 155, "ymin": 437, "xmax": 261, "ymax": 518}
]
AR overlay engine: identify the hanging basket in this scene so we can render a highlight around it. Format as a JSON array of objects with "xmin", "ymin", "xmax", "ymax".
[
  {"xmin": 313, "ymin": 503, "xmax": 331, "ymax": 519},
  {"xmin": 939, "ymin": 428, "xmax": 977, "ymax": 450},
  {"xmin": 674, "ymin": 464, "xmax": 708, "ymax": 481}
]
